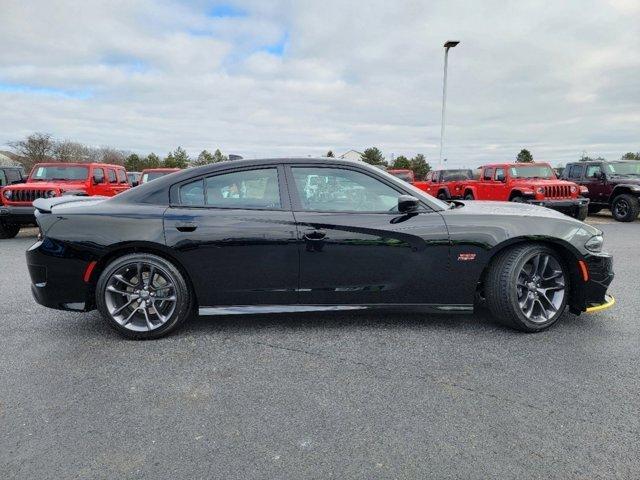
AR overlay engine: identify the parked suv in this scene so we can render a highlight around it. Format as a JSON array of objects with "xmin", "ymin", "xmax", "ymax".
[
  {"xmin": 414, "ymin": 169, "xmax": 475, "ymax": 199},
  {"xmin": 461, "ymin": 162, "xmax": 589, "ymax": 220},
  {"xmin": 386, "ymin": 169, "xmax": 415, "ymax": 183},
  {"xmin": 561, "ymin": 160, "xmax": 640, "ymax": 222},
  {"xmin": 0, "ymin": 162, "xmax": 129, "ymax": 238}
]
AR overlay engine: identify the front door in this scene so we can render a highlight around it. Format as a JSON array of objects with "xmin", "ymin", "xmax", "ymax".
[
  {"xmin": 164, "ymin": 166, "xmax": 299, "ymax": 307},
  {"xmin": 584, "ymin": 164, "xmax": 608, "ymax": 203},
  {"xmin": 286, "ymin": 165, "xmax": 450, "ymax": 305}
]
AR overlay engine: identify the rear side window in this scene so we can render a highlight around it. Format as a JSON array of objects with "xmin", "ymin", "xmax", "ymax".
[
  {"xmin": 178, "ymin": 168, "xmax": 281, "ymax": 209},
  {"xmin": 567, "ymin": 164, "xmax": 583, "ymax": 179},
  {"xmin": 93, "ymin": 168, "xmax": 105, "ymax": 183},
  {"xmin": 107, "ymin": 169, "xmax": 117, "ymax": 183},
  {"xmin": 6, "ymin": 169, "xmax": 22, "ymax": 184},
  {"xmin": 0, "ymin": 170, "xmax": 7, "ymax": 186},
  {"xmin": 117, "ymin": 169, "xmax": 127, "ymax": 183}
]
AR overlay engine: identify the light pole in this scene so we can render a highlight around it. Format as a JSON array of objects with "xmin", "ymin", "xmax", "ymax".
[{"xmin": 439, "ymin": 40, "xmax": 459, "ymax": 169}]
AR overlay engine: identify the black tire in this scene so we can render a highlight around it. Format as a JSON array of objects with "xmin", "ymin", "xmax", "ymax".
[
  {"xmin": 485, "ymin": 244, "xmax": 569, "ymax": 332},
  {"xmin": 0, "ymin": 221, "xmax": 20, "ymax": 239},
  {"xmin": 437, "ymin": 191, "xmax": 448, "ymax": 200},
  {"xmin": 510, "ymin": 196, "xmax": 525, "ymax": 203},
  {"xmin": 464, "ymin": 192, "xmax": 474, "ymax": 200},
  {"xmin": 96, "ymin": 253, "xmax": 193, "ymax": 339},
  {"xmin": 610, "ymin": 194, "xmax": 640, "ymax": 222},
  {"xmin": 588, "ymin": 205, "xmax": 603, "ymax": 215}
]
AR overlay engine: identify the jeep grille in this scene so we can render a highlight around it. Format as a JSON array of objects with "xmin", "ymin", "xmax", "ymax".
[{"xmin": 544, "ymin": 185, "xmax": 571, "ymax": 199}]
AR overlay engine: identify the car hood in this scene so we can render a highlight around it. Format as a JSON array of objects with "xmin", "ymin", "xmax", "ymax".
[
  {"xmin": 608, "ymin": 175, "xmax": 640, "ymax": 184},
  {"xmin": 512, "ymin": 179, "xmax": 577, "ymax": 188}
]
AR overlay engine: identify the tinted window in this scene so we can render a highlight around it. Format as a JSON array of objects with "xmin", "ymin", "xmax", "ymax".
[
  {"xmin": 495, "ymin": 168, "xmax": 505, "ymax": 180},
  {"xmin": 93, "ymin": 168, "xmax": 105, "ymax": 183},
  {"xmin": 179, "ymin": 179, "xmax": 205, "ymax": 206},
  {"xmin": 117, "ymin": 169, "xmax": 127, "ymax": 183},
  {"xmin": 483, "ymin": 168, "xmax": 495, "ymax": 181},
  {"xmin": 292, "ymin": 167, "xmax": 401, "ymax": 212},
  {"xmin": 204, "ymin": 168, "xmax": 280, "ymax": 209},
  {"xmin": 6, "ymin": 169, "xmax": 23, "ymax": 183},
  {"xmin": 107, "ymin": 169, "xmax": 117, "ymax": 183},
  {"xmin": 0, "ymin": 170, "xmax": 6, "ymax": 186},
  {"xmin": 586, "ymin": 165, "xmax": 602, "ymax": 178},
  {"xmin": 568, "ymin": 164, "xmax": 583, "ymax": 179}
]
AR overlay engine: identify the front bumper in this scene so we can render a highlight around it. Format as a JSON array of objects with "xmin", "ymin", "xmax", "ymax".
[
  {"xmin": 572, "ymin": 252, "xmax": 615, "ymax": 314},
  {"xmin": 528, "ymin": 198, "xmax": 589, "ymax": 217},
  {"xmin": 26, "ymin": 239, "xmax": 95, "ymax": 312},
  {"xmin": 0, "ymin": 205, "xmax": 36, "ymax": 225}
]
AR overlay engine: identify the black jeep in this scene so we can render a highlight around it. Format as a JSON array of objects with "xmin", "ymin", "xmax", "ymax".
[
  {"xmin": 0, "ymin": 165, "xmax": 28, "ymax": 238},
  {"xmin": 561, "ymin": 160, "xmax": 640, "ymax": 222}
]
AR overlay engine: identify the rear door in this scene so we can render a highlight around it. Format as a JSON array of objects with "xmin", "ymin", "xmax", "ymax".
[
  {"xmin": 285, "ymin": 164, "xmax": 450, "ymax": 305},
  {"xmin": 164, "ymin": 165, "xmax": 299, "ymax": 307}
]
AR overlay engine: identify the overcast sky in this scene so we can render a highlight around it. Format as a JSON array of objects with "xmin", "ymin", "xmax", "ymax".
[{"xmin": 1, "ymin": 0, "xmax": 639, "ymax": 167}]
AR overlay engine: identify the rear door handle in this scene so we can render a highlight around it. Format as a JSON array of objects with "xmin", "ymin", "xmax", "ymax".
[
  {"xmin": 303, "ymin": 230, "xmax": 326, "ymax": 241},
  {"xmin": 175, "ymin": 222, "xmax": 198, "ymax": 232}
]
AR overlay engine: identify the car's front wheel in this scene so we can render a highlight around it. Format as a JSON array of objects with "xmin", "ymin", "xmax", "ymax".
[
  {"xmin": 485, "ymin": 244, "xmax": 569, "ymax": 332},
  {"xmin": 96, "ymin": 253, "xmax": 192, "ymax": 339}
]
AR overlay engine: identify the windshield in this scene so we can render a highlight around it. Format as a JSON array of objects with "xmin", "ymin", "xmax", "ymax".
[
  {"xmin": 606, "ymin": 162, "xmax": 640, "ymax": 176},
  {"xmin": 30, "ymin": 165, "xmax": 89, "ymax": 181},
  {"xmin": 508, "ymin": 165, "xmax": 555, "ymax": 179},
  {"xmin": 442, "ymin": 169, "xmax": 473, "ymax": 181}
]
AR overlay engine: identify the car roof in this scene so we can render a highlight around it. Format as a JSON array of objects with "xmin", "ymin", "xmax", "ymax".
[{"xmin": 32, "ymin": 162, "xmax": 124, "ymax": 168}]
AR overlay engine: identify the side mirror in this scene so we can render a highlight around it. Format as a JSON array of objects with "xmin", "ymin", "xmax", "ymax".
[
  {"xmin": 398, "ymin": 195, "xmax": 420, "ymax": 213},
  {"xmin": 593, "ymin": 171, "xmax": 603, "ymax": 179}
]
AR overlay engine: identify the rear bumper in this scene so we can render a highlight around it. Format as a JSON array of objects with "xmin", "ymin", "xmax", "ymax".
[
  {"xmin": 26, "ymin": 239, "xmax": 94, "ymax": 312},
  {"xmin": 0, "ymin": 205, "xmax": 36, "ymax": 225},
  {"xmin": 528, "ymin": 198, "xmax": 589, "ymax": 217}
]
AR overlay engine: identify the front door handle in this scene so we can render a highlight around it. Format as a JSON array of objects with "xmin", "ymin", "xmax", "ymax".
[
  {"xmin": 303, "ymin": 230, "xmax": 326, "ymax": 241},
  {"xmin": 175, "ymin": 222, "xmax": 198, "ymax": 232}
]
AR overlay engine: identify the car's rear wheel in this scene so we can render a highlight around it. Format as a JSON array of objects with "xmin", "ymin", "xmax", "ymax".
[
  {"xmin": 96, "ymin": 253, "xmax": 192, "ymax": 339},
  {"xmin": 611, "ymin": 194, "xmax": 640, "ymax": 222},
  {"xmin": 486, "ymin": 244, "xmax": 569, "ymax": 332},
  {"xmin": 0, "ymin": 220, "xmax": 20, "ymax": 239}
]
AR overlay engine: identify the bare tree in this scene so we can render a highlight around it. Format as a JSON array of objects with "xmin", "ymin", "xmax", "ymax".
[
  {"xmin": 53, "ymin": 140, "xmax": 91, "ymax": 163},
  {"xmin": 7, "ymin": 132, "xmax": 55, "ymax": 170}
]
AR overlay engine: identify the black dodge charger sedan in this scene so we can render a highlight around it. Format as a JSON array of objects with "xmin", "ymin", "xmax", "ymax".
[{"xmin": 26, "ymin": 158, "xmax": 614, "ymax": 339}]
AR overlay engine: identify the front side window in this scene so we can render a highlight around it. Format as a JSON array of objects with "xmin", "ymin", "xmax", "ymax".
[
  {"xmin": 292, "ymin": 167, "xmax": 401, "ymax": 212},
  {"xmin": 6, "ymin": 169, "xmax": 23, "ymax": 183},
  {"xmin": 0, "ymin": 170, "xmax": 7, "ymax": 186},
  {"xmin": 483, "ymin": 168, "xmax": 495, "ymax": 181},
  {"xmin": 93, "ymin": 168, "xmax": 105, "ymax": 183},
  {"xmin": 117, "ymin": 169, "xmax": 127, "ymax": 183},
  {"xmin": 178, "ymin": 168, "xmax": 281, "ymax": 209},
  {"xmin": 494, "ymin": 168, "xmax": 505, "ymax": 181},
  {"xmin": 585, "ymin": 165, "xmax": 602, "ymax": 178}
]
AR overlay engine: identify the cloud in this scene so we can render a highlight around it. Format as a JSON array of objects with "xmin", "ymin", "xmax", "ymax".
[{"xmin": 0, "ymin": 0, "xmax": 638, "ymax": 165}]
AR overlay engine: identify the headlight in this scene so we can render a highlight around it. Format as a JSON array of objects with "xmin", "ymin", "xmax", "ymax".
[
  {"xmin": 570, "ymin": 186, "xmax": 577, "ymax": 193},
  {"xmin": 585, "ymin": 235, "xmax": 603, "ymax": 253},
  {"xmin": 45, "ymin": 190, "xmax": 57, "ymax": 198},
  {"xmin": 536, "ymin": 187, "xmax": 545, "ymax": 194},
  {"xmin": 3, "ymin": 190, "xmax": 12, "ymax": 200}
]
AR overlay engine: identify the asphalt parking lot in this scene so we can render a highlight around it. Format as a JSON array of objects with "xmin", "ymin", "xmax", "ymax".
[{"xmin": 1, "ymin": 215, "xmax": 639, "ymax": 479}]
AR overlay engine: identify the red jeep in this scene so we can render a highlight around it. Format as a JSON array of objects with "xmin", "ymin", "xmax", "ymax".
[
  {"xmin": 460, "ymin": 162, "xmax": 589, "ymax": 220},
  {"xmin": 413, "ymin": 169, "xmax": 475, "ymax": 200},
  {"xmin": 0, "ymin": 162, "xmax": 129, "ymax": 238}
]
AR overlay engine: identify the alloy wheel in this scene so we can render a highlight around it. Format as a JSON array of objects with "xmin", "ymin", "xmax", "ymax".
[
  {"xmin": 614, "ymin": 199, "xmax": 629, "ymax": 218},
  {"xmin": 104, "ymin": 261, "xmax": 178, "ymax": 332},
  {"xmin": 516, "ymin": 253, "xmax": 565, "ymax": 323}
]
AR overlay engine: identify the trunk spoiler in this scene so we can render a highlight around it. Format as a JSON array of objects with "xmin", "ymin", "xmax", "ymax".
[{"xmin": 33, "ymin": 195, "xmax": 109, "ymax": 213}]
